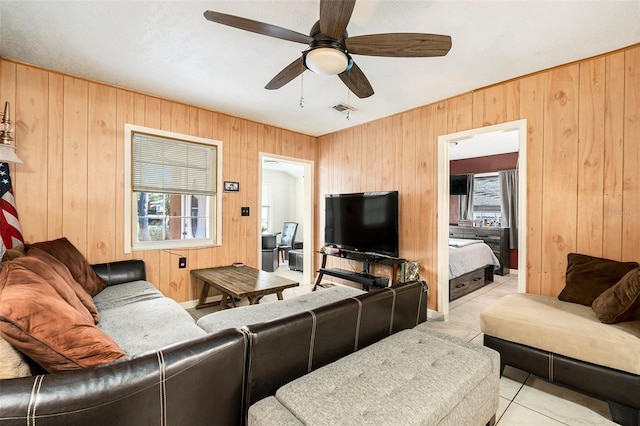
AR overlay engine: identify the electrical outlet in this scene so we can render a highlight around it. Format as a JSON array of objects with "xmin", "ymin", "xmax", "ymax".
[
  {"xmin": 178, "ymin": 257, "xmax": 187, "ymax": 269},
  {"xmin": 241, "ymin": 206, "xmax": 250, "ymax": 216}
]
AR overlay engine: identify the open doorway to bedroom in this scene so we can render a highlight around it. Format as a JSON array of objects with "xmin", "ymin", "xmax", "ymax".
[
  {"xmin": 437, "ymin": 119, "xmax": 527, "ymax": 319},
  {"xmin": 259, "ymin": 154, "xmax": 314, "ymax": 286}
]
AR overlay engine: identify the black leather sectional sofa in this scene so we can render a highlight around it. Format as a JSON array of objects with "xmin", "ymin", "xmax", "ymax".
[{"xmin": 0, "ymin": 259, "xmax": 427, "ymax": 425}]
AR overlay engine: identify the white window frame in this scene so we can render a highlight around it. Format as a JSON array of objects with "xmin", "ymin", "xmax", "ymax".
[{"xmin": 124, "ymin": 124, "xmax": 223, "ymax": 252}]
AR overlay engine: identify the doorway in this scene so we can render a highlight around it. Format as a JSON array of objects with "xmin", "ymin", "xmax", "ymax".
[
  {"xmin": 437, "ymin": 119, "xmax": 527, "ymax": 319},
  {"xmin": 259, "ymin": 154, "xmax": 314, "ymax": 285}
]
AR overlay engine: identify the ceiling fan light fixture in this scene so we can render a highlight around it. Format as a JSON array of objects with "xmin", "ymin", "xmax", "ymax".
[{"xmin": 304, "ymin": 48, "xmax": 349, "ymax": 76}]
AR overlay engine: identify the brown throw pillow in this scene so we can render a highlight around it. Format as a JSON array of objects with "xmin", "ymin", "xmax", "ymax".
[
  {"xmin": 0, "ymin": 260, "xmax": 125, "ymax": 372},
  {"xmin": 27, "ymin": 247, "xmax": 100, "ymax": 324},
  {"xmin": 29, "ymin": 237, "xmax": 106, "ymax": 296},
  {"xmin": 9, "ymin": 255, "xmax": 94, "ymax": 323},
  {"xmin": 591, "ymin": 268, "xmax": 640, "ymax": 323},
  {"xmin": 558, "ymin": 253, "xmax": 639, "ymax": 306}
]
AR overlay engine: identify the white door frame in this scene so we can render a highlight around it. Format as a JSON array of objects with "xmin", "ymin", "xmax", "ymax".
[
  {"xmin": 437, "ymin": 119, "xmax": 527, "ymax": 319},
  {"xmin": 259, "ymin": 153, "xmax": 314, "ymax": 285}
]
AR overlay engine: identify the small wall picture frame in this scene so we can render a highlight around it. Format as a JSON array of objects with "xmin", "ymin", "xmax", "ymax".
[{"xmin": 224, "ymin": 181, "xmax": 239, "ymax": 192}]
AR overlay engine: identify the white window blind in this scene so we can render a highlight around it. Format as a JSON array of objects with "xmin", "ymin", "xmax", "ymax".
[{"xmin": 133, "ymin": 132, "xmax": 217, "ymax": 196}]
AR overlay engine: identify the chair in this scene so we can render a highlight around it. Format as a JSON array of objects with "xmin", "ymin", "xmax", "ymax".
[{"xmin": 277, "ymin": 222, "xmax": 298, "ymax": 265}]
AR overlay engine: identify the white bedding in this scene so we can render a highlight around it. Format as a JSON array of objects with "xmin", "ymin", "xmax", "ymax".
[
  {"xmin": 449, "ymin": 239, "xmax": 500, "ymax": 279},
  {"xmin": 449, "ymin": 238, "xmax": 483, "ymax": 248}
]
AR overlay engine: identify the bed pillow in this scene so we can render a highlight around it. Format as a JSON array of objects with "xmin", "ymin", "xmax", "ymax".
[
  {"xmin": 558, "ymin": 253, "xmax": 639, "ymax": 306},
  {"xmin": 29, "ymin": 237, "xmax": 106, "ymax": 296},
  {"xmin": 0, "ymin": 260, "xmax": 126, "ymax": 372},
  {"xmin": 591, "ymin": 268, "xmax": 640, "ymax": 323},
  {"xmin": 27, "ymin": 247, "xmax": 100, "ymax": 323}
]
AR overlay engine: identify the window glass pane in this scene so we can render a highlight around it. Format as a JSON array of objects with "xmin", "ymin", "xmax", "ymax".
[
  {"xmin": 135, "ymin": 192, "xmax": 211, "ymax": 243},
  {"xmin": 261, "ymin": 206, "xmax": 270, "ymax": 232},
  {"xmin": 472, "ymin": 175, "xmax": 502, "ymax": 225}
]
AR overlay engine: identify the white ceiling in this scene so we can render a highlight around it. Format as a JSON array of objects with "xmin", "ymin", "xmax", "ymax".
[
  {"xmin": 1, "ymin": 1, "xmax": 638, "ymax": 137},
  {"xmin": 449, "ymin": 130, "xmax": 518, "ymax": 160}
]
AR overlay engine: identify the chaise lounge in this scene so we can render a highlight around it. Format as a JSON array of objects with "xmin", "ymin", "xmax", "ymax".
[{"xmin": 480, "ymin": 253, "xmax": 640, "ymax": 426}]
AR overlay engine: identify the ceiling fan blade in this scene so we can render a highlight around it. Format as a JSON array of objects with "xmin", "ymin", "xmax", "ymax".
[
  {"xmin": 319, "ymin": 0, "xmax": 356, "ymax": 40},
  {"xmin": 265, "ymin": 57, "xmax": 306, "ymax": 90},
  {"xmin": 346, "ymin": 33, "xmax": 452, "ymax": 57},
  {"xmin": 338, "ymin": 62, "xmax": 374, "ymax": 99},
  {"xmin": 204, "ymin": 10, "xmax": 313, "ymax": 45}
]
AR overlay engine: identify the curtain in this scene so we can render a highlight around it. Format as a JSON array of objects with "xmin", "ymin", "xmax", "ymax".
[
  {"xmin": 500, "ymin": 169, "xmax": 518, "ymax": 249},
  {"xmin": 458, "ymin": 174, "xmax": 474, "ymax": 221}
]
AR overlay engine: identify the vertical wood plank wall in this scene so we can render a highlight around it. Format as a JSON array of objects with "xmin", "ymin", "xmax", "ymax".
[
  {"xmin": 317, "ymin": 45, "xmax": 639, "ymax": 310},
  {"xmin": 1, "ymin": 44, "xmax": 638, "ymax": 310},
  {"xmin": 0, "ymin": 59, "xmax": 315, "ymax": 303}
]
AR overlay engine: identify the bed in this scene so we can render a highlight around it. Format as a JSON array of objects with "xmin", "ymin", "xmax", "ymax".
[{"xmin": 449, "ymin": 238, "xmax": 501, "ymax": 301}]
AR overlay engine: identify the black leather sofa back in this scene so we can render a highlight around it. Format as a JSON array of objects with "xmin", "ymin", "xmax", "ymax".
[
  {"xmin": 0, "ymin": 328, "xmax": 247, "ymax": 426},
  {"xmin": 242, "ymin": 281, "xmax": 427, "ymax": 408},
  {"xmin": 92, "ymin": 259, "xmax": 146, "ymax": 286}
]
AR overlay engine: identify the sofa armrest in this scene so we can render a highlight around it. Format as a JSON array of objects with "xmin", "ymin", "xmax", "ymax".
[
  {"xmin": 92, "ymin": 259, "xmax": 146, "ymax": 286},
  {"xmin": 0, "ymin": 329, "xmax": 247, "ymax": 426}
]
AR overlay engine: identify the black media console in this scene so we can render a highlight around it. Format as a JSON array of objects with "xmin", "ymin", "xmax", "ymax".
[{"xmin": 313, "ymin": 249, "xmax": 406, "ymax": 291}]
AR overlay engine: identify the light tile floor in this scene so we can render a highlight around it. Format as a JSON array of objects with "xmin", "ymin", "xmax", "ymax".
[
  {"xmin": 189, "ymin": 266, "xmax": 624, "ymax": 425},
  {"xmin": 420, "ymin": 273, "xmax": 620, "ymax": 426}
]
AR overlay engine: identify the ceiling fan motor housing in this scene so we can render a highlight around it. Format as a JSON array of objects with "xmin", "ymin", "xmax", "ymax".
[{"xmin": 303, "ymin": 22, "xmax": 352, "ymax": 75}]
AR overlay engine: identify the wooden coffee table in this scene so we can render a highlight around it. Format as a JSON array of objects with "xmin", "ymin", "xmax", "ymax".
[{"xmin": 192, "ymin": 265, "xmax": 299, "ymax": 310}]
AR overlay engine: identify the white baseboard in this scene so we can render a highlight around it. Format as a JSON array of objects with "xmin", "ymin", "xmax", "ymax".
[{"xmin": 427, "ymin": 309, "xmax": 444, "ymax": 321}]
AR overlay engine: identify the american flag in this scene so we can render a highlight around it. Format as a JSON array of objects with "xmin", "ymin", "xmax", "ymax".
[{"xmin": 0, "ymin": 162, "xmax": 24, "ymax": 258}]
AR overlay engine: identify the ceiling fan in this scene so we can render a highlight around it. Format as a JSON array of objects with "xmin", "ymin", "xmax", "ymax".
[{"xmin": 204, "ymin": 0, "xmax": 452, "ymax": 99}]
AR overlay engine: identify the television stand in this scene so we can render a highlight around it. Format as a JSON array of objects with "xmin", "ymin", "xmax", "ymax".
[{"xmin": 313, "ymin": 249, "xmax": 405, "ymax": 291}]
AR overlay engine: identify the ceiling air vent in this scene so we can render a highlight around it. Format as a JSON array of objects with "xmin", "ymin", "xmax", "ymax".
[{"xmin": 331, "ymin": 103, "xmax": 357, "ymax": 113}]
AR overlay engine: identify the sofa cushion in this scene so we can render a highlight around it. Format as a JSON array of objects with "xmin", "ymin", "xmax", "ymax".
[
  {"xmin": 98, "ymin": 295, "xmax": 206, "ymax": 356},
  {"xmin": 480, "ymin": 293, "xmax": 640, "ymax": 375},
  {"xmin": 27, "ymin": 246, "xmax": 100, "ymax": 323},
  {"xmin": 591, "ymin": 268, "xmax": 640, "ymax": 324},
  {"xmin": 29, "ymin": 237, "xmax": 106, "ymax": 296},
  {"xmin": 196, "ymin": 285, "xmax": 365, "ymax": 335},
  {"xmin": 558, "ymin": 253, "xmax": 639, "ymax": 306},
  {"xmin": 93, "ymin": 279, "xmax": 164, "ymax": 312},
  {"xmin": 0, "ymin": 259, "xmax": 126, "ymax": 372}
]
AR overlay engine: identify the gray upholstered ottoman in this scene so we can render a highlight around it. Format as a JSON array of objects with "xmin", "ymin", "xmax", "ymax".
[
  {"xmin": 248, "ymin": 326, "xmax": 499, "ymax": 425},
  {"xmin": 288, "ymin": 249, "xmax": 303, "ymax": 272}
]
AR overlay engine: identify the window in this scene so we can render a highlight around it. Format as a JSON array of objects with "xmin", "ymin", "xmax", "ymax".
[
  {"xmin": 472, "ymin": 173, "xmax": 502, "ymax": 226},
  {"xmin": 124, "ymin": 124, "xmax": 222, "ymax": 252},
  {"xmin": 261, "ymin": 182, "xmax": 271, "ymax": 232}
]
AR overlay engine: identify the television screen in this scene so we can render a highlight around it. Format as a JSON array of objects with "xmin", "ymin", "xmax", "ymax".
[
  {"xmin": 324, "ymin": 191, "xmax": 399, "ymax": 257},
  {"xmin": 450, "ymin": 174, "xmax": 469, "ymax": 195}
]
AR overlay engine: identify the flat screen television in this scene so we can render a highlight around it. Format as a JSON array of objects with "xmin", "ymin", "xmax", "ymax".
[
  {"xmin": 450, "ymin": 174, "xmax": 469, "ymax": 195},
  {"xmin": 324, "ymin": 191, "xmax": 399, "ymax": 257}
]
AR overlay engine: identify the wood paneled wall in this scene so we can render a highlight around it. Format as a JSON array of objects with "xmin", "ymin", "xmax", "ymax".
[
  {"xmin": 317, "ymin": 45, "xmax": 640, "ymax": 310},
  {"xmin": 0, "ymin": 59, "xmax": 315, "ymax": 303}
]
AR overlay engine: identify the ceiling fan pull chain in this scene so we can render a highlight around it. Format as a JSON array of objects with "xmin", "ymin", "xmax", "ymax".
[
  {"xmin": 346, "ymin": 76, "xmax": 352, "ymax": 120},
  {"xmin": 299, "ymin": 56, "xmax": 305, "ymax": 108}
]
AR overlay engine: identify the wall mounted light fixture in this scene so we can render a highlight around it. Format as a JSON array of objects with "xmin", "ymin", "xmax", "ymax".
[{"xmin": 0, "ymin": 102, "xmax": 21, "ymax": 163}]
